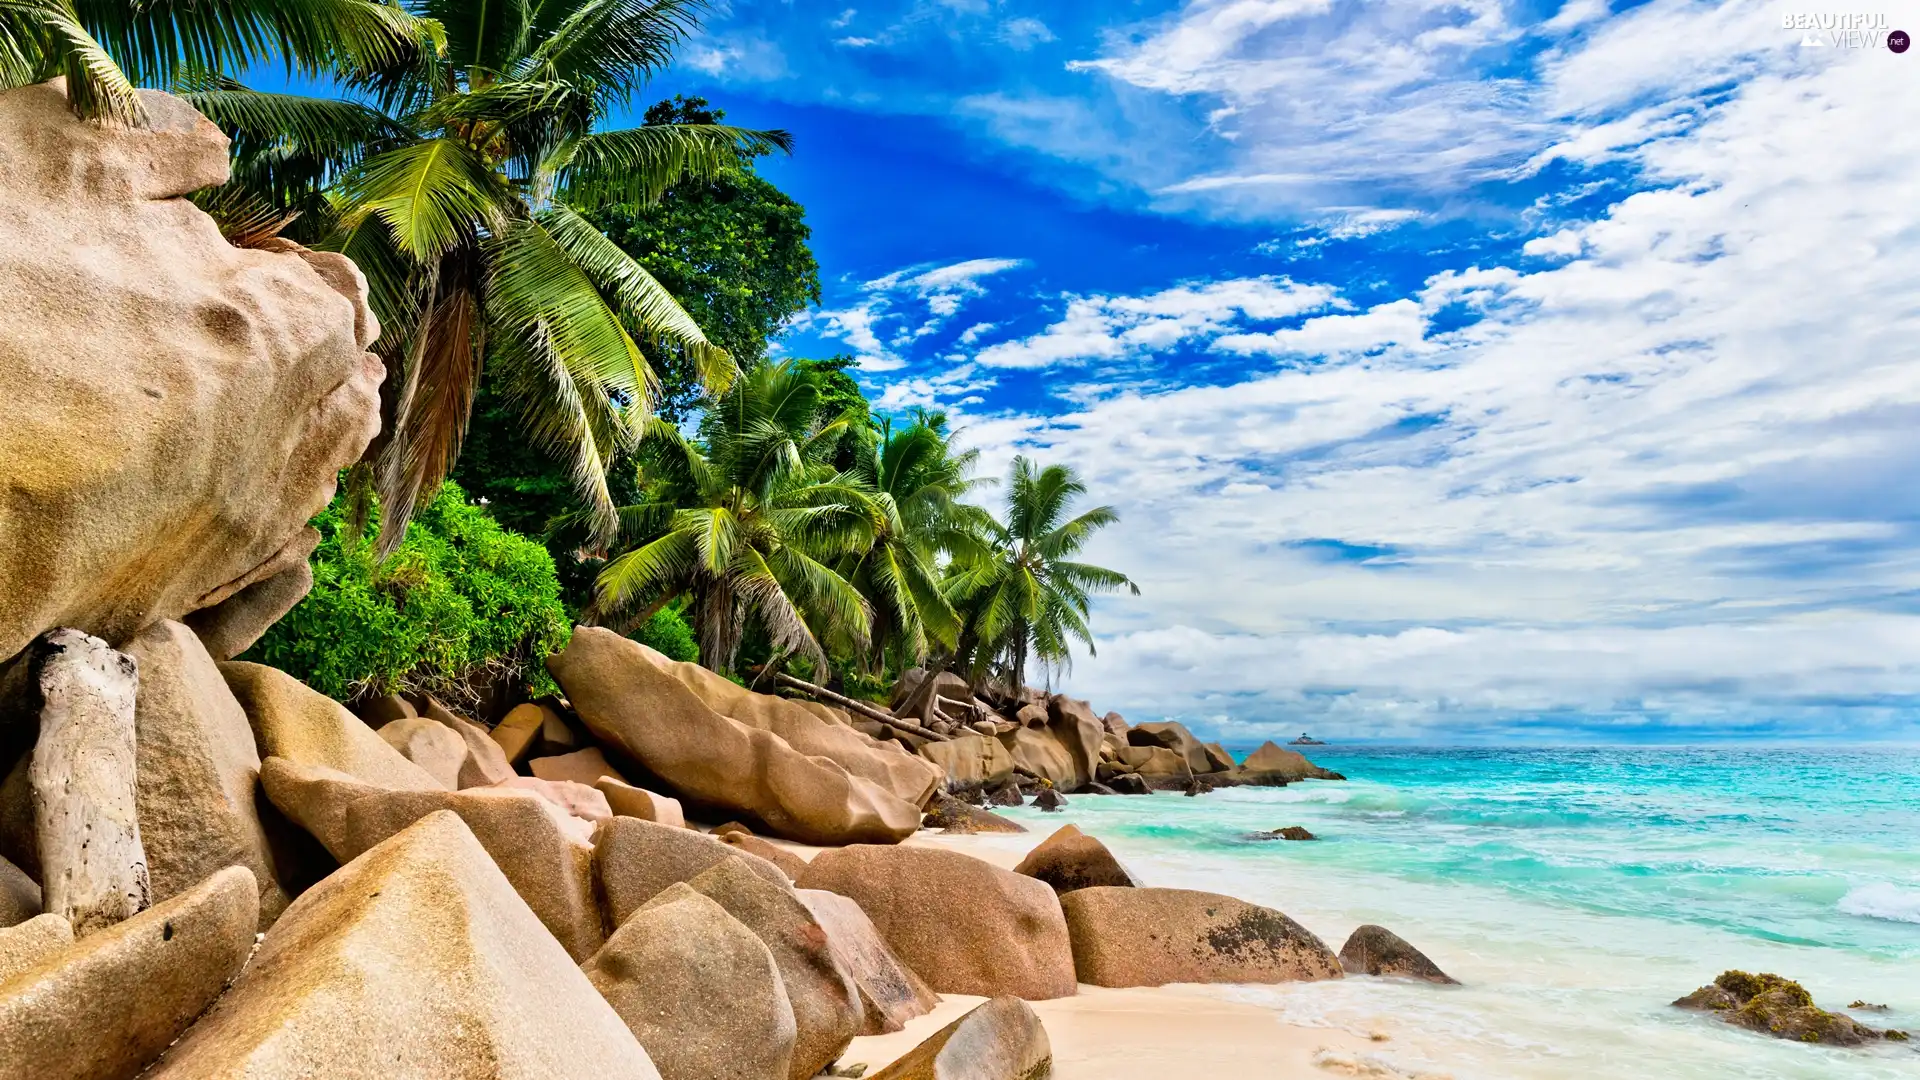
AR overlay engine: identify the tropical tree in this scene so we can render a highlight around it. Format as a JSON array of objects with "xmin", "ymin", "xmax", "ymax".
[
  {"xmin": 835, "ymin": 412, "xmax": 993, "ymax": 674},
  {"xmin": 0, "ymin": 0, "xmax": 436, "ymax": 125},
  {"xmin": 944, "ymin": 457, "xmax": 1138, "ymax": 693},
  {"xmin": 588, "ymin": 360, "xmax": 878, "ymax": 673},
  {"xmin": 179, "ymin": 0, "xmax": 789, "ymax": 549}
]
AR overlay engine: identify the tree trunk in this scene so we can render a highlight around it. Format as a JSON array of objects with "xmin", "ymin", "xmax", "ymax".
[
  {"xmin": 31, "ymin": 628, "xmax": 150, "ymax": 936},
  {"xmin": 1009, "ymin": 630, "xmax": 1028, "ymax": 702}
]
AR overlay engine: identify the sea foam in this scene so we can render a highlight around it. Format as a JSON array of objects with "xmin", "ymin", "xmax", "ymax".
[{"xmin": 1838, "ymin": 882, "xmax": 1920, "ymax": 924}]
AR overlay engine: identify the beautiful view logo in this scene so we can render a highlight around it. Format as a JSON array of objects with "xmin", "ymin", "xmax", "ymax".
[{"xmin": 1784, "ymin": 11, "xmax": 1909, "ymax": 48}]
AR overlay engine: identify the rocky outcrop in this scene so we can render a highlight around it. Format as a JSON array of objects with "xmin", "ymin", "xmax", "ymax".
[
  {"xmin": 923, "ymin": 790, "xmax": 1027, "ymax": 834},
  {"xmin": 1045, "ymin": 696, "xmax": 1103, "ymax": 792},
  {"xmin": 1673, "ymin": 970, "xmax": 1907, "ymax": 1046},
  {"xmin": 720, "ymin": 829, "xmax": 811, "ymax": 881},
  {"xmin": 798, "ymin": 888, "xmax": 939, "ymax": 1036},
  {"xmin": 1014, "ymin": 824, "xmax": 1138, "ymax": 895},
  {"xmin": 1127, "ymin": 721, "xmax": 1211, "ymax": 775},
  {"xmin": 0, "ymin": 913, "xmax": 69, "ymax": 985},
  {"xmin": 150, "ymin": 812, "xmax": 659, "ymax": 1077},
  {"xmin": 0, "ymin": 866, "xmax": 257, "ymax": 1080},
  {"xmin": 490, "ymin": 702, "xmax": 549, "ymax": 764},
  {"xmin": 596, "ymin": 777, "xmax": 686, "ymax": 827},
  {"xmin": 867, "ymin": 996, "xmax": 1052, "ymax": 1080},
  {"xmin": 376, "ymin": 716, "xmax": 468, "ymax": 790},
  {"xmin": 1338, "ymin": 925, "xmax": 1457, "ymax": 984},
  {"xmin": 221, "ymin": 662, "xmax": 442, "ymax": 790},
  {"xmin": 585, "ymin": 884, "xmax": 797, "ymax": 1080},
  {"xmin": 594, "ymin": 815, "xmax": 790, "ymax": 928},
  {"xmin": 416, "ymin": 697, "xmax": 516, "ymax": 788},
  {"xmin": 548, "ymin": 629, "xmax": 922, "ymax": 845},
  {"xmin": 917, "ymin": 734, "xmax": 1014, "ymax": 792},
  {"xmin": 1237, "ymin": 741, "xmax": 1344, "ymax": 784},
  {"xmin": 531, "ymin": 746, "xmax": 626, "ymax": 785},
  {"xmin": 126, "ymin": 621, "xmax": 289, "ymax": 927},
  {"xmin": 0, "ymin": 80, "xmax": 383, "ymax": 668},
  {"xmin": 1001, "ymin": 726, "xmax": 1079, "ymax": 790},
  {"xmin": 1060, "ymin": 886, "xmax": 1342, "ymax": 987},
  {"xmin": 797, "ymin": 845, "xmax": 1077, "ymax": 1001}
]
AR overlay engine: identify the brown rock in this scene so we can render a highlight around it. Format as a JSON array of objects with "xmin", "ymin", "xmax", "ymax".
[
  {"xmin": 1200, "ymin": 741, "xmax": 1237, "ymax": 774},
  {"xmin": 148, "ymin": 812, "xmax": 658, "ymax": 1078},
  {"xmin": 867, "ymin": 996, "xmax": 1052, "ymax": 1080},
  {"xmin": 1107, "ymin": 773, "xmax": 1152, "ymax": 796},
  {"xmin": 918, "ymin": 733, "xmax": 1014, "ymax": 792},
  {"xmin": 181, "ymin": 542, "xmax": 315, "ymax": 663},
  {"xmin": 595, "ymin": 815, "xmax": 791, "ymax": 928},
  {"xmin": 585, "ymin": 884, "xmax": 796, "ymax": 1080},
  {"xmin": 1238, "ymin": 741, "xmax": 1344, "ymax": 784},
  {"xmin": 1674, "ymin": 970, "xmax": 1903, "ymax": 1046},
  {"xmin": 1014, "ymin": 703, "xmax": 1049, "ymax": 728},
  {"xmin": 548, "ymin": 629, "xmax": 923, "ymax": 844},
  {"xmin": 538, "ymin": 706, "xmax": 582, "ymax": 756},
  {"xmin": 0, "ymin": 913, "xmax": 69, "ymax": 985},
  {"xmin": 1046, "ymin": 696, "xmax": 1104, "ymax": 790},
  {"xmin": 0, "ymin": 854, "xmax": 37, "ymax": 928},
  {"xmin": 797, "ymin": 888, "xmax": 939, "ymax": 1036},
  {"xmin": 721, "ymin": 830, "xmax": 810, "ymax": 881},
  {"xmin": 499, "ymin": 774, "xmax": 613, "ymax": 828},
  {"xmin": 1127, "ymin": 721, "xmax": 1211, "ymax": 775},
  {"xmin": 1060, "ymin": 886, "xmax": 1342, "ymax": 988},
  {"xmin": 1117, "ymin": 744, "xmax": 1192, "ymax": 788},
  {"xmin": 417, "ymin": 697, "xmax": 516, "ymax": 788},
  {"xmin": 686, "ymin": 858, "xmax": 863, "ymax": 1080},
  {"xmin": 897, "ymin": 671, "xmax": 971, "ymax": 726},
  {"xmin": 357, "ymin": 693, "xmax": 416, "ymax": 727},
  {"xmin": 922, "ymin": 791, "xmax": 1027, "ymax": 835},
  {"xmin": 126, "ymin": 621, "xmax": 289, "ymax": 927},
  {"xmin": 0, "ymin": 866, "xmax": 257, "ymax": 1080},
  {"xmin": 999, "ymin": 726, "xmax": 1078, "ymax": 790},
  {"xmin": 221, "ymin": 662, "xmax": 441, "ymax": 789},
  {"xmin": 261, "ymin": 758, "xmax": 604, "ymax": 961},
  {"xmin": 531, "ymin": 745, "xmax": 628, "ymax": 786},
  {"xmin": 491, "ymin": 702, "xmax": 549, "ymax": 764},
  {"xmin": 1014, "ymin": 824, "xmax": 1139, "ymax": 895},
  {"xmin": 377, "ymin": 715, "xmax": 467, "ymax": 790},
  {"xmin": 1338, "ymin": 924, "xmax": 1457, "ymax": 984},
  {"xmin": 596, "ymin": 777, "xmax": 687, "ymax": 827},
  {"xmin": 1101, "ymin": 712, "xmax": 1129, "ymax": 737},
  {"xmin": 796, "ymin": 845, "xmax": 1076, "ymax": 1001}
]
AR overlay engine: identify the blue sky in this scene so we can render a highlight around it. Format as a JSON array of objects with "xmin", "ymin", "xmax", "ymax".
[{"xmin": 639, "ymin": 0, "xmax": 1920, "ymax": 743}]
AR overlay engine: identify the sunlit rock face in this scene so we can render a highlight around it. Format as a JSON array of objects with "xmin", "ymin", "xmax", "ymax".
[{"xmin": 0, "ymin": 79, "xmax": 383, "ymax": 666}]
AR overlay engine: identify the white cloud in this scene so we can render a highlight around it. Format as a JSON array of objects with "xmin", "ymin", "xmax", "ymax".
[
  {"xmin": 973, "ymin": 277, "xmax": 1340, "ymax": 369},
  {"xmin": 999, "ymin": 17, "xmax": 1057, "ymax": 50},
  {"xmin": 1213, "ymin": 299, "xmax": 1426, "ymax": 357},
  {"xmin": 804, "ymin": 258, "xmax": 1026, "ymax": 371}
]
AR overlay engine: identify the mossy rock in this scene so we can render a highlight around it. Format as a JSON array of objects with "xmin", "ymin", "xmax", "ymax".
[{"xmin": 1674, "ymin": 970, "xmax": 1907, "ymax": 1046}]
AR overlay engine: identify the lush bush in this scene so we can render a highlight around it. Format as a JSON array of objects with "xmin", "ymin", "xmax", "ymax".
[
  {"xmin": 244, "ymin": 482, "xmax": 572, "ymax": 704},
  {"xmin": 632, "ymin": 606, "xmax": 698, "ymax": 663}
]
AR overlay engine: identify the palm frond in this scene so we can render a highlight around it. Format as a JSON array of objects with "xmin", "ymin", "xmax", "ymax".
[
  {"xmin": 0, "ymin": 1, "xmax": 144, "ymax": 124},
  {"xmin": 551, "ymin": 122, "xmax": 791, "ymax": 208},
  {"xmin": 339, "ymin": 136, "xmax": 514, "ymax": 263}
]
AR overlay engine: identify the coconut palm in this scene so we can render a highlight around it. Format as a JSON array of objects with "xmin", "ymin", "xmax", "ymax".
[
  {"xmin": 944, "ymin": 457, "xmax": 1137, "ymax": 693},
  {"xmin": 0, "ymin": 0, "xmax": 436, "ymax": 124},
  {"xmin": 174, "ymin": 0, "xmax": 788, "ymax": 549},
  {"xmin": 589, "ymin": 360, "xmax": 878, "ymax": 673},
  {"xmin": 835, "ymin": 412, "xmax": 993, "ymax": 673}
]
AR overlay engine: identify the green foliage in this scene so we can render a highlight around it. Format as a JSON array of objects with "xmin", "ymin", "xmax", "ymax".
[
  {"xmin": 633, "ymin": 605, "xmax": 698, "ymax": 663},
  {"xmin": 243, "ymin": 481, "xmax": 571, "ymax": 705}
]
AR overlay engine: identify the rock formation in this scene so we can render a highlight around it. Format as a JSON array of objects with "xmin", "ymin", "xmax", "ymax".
[
  {"xmin": 797, "ymin": 888, "xmax": 940, "ymax": 1035},
  {"xmin": 1014, "ymin": 824, "xmax": 1139, "ymax": 895},
  {"xmin": 866, "ymin": 996, "xmax": 1052, "ymax": 1080},
  {"xmin": 1338, "ymin": 924, "xmax": 1457, "ymax": 984},
  {"xmin": 1060, "ymin": 886, "xmax": 1343, "ymax": 987},
  {"xmin": 1673, "ymin": 970, "xmax": 1907, "ymax": 1046}
]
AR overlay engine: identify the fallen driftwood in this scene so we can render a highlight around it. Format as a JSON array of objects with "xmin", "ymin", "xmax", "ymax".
[{"xmin": 766, "ymin": 672, "xmax": 952, "ymax": 742}]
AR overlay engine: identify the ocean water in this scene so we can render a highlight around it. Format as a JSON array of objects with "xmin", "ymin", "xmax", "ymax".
[{"xmin": 988, "ymin": 746, "xmax": 1920, "ymax": 1079}]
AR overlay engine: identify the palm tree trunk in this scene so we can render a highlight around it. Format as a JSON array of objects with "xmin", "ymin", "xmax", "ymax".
[
  {"xmin": 696, "ymin": 579, "xmax": 742, "ymax": 673},
  {"xmin": 1010, "ymin": 628, "xmax": 1028, "ymax": 698}
]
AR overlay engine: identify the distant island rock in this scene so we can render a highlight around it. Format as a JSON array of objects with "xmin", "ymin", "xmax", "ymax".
[{"xmin": 1289, "ymin": 734, "xmax": 1326, "ymax": 746}]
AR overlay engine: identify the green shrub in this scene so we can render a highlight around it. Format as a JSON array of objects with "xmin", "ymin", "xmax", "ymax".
[
  {"xmin": 243, "ymin": 481, "xmax": 572, "ymax": 705},
  {"xmin": 632, "ymin": 606, "xmax": 698, "ymax": 663}
]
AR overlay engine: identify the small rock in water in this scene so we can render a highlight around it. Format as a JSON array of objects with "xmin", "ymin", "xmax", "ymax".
[
  {"xmin": 1032, "ymin": 788, "xmax": 1066, "ymax": 812},
  {"xmin": 1182, "ymin": 776, "xmax": 1215, "ymax": 797},
  {"xmin": 1849, "ymin": 1000, "xmax": 1890, "ymax": 1011},
  {"xmin": 1107, "ymin": 773, "xmax": 1152, "ymax": 796},
  {"xmin": 1339, "ymin": 924, "xmax": 1458, "ymax": 985},
  {"xmin": 1673, "ymin": 970, "xmax": 1908, "ymax": 1045},
  {"xmin": 986, "ymin": 782, "xmax": 1023, "ymax": 808},
  {"xmin": 1245, "ymin": 826, "xmax": 1316, "ymax": 841}
]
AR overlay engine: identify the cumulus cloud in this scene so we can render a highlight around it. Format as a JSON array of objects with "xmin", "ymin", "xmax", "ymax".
[
  {"xmin": 973, "ymin": 277, "xmax": 1339, "ymax": 369},
  {"xmin": 805, "ymin": 258, "xmax": 1026, "ymax": 370}
]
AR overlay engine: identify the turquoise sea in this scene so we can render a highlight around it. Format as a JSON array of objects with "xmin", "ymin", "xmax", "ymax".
[{"xmin": 989, "ymin": 746, "xmax": 1920, "ymax": 1078}]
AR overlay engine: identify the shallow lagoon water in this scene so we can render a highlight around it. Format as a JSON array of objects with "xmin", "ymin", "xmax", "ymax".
[{"xmin": 987, "ymin": 746, "xmax": 1920, "ymax": 1078}]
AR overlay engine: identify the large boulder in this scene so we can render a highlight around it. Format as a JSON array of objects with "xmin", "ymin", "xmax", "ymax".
[
  {"xmin": 686, "ymin": 858, "xmax": 863, "ymax": 1080},
  {"xmin": 1199, "ymin": 741, "xmax": 1237, "ymax": 774},
  {"xmin": 0, "ymin": 854, "xmax": 38, "ymax": 928},
  {"xmin": 0, "ymin": 913, "xmax": 70, "ymax": 985},
  {"xmin": 596, "ymin": 777, "xmax": 687, "ymax": 827},
  {"xmin": 998, "ymin": 726, "xmax": 1079, "ymax": 790},
  {"xmin": 0, "ymin": 866, "xmax": 257, "ymax": 1080},
  {"xmin": 1013, "ymin": 824, "xmax": 1138, "ymax": 895},
  {"xmin": 585, "ymin": 883, "xmax": 797, "ymax": 1080},
  {"xmin": 798, "ymin": 888, "xmax": 939, "ymax": 1036},
  {"xmin": 221, "ymin": 662, "xmax": 441, "ymax": 790},
  {"xmin": 1060, "ymin": 887, "xmax": 1342, "ymax": 988},
  {"xmin": 149, "ymin": 812, "xmax": 659, "ymax": 1078},
  {"xmin": 796, "ymin": 845, "xmax": 1076, "ymax": 1001},
  {"xmin": 923, "ymin": 791, "xmax": 1027, "ymax": 835},
  {"xmin": 594, "ymin": 815, "xmax": 790, "ymax": 928},
  {"xmin": 1338, "ymin": 924, "xmax": 1457, "ymax": 984},
  {"xmin": 416, "ymin": 697, "xmax": 517, "ymax": 788},
  {"xmin": 376, "ymin": 716, "xmax": 468, "ymax": 790},
  {"xmin": 548, "ymin": 629, "xmax": 922, "ymax": 844},
  {"xmin": 1237, "ymin": 741, "xmax": 1344, "ymax": 784},
  {"xmin": 867, "ymin": 996, "xmax": 1052, "ymax": 1080},
  {"xmin": 720, "ymin": 829, "xmax": 811, "ymax": 881},
  {"xmin": 0, "ymin": 80, "xmax": 382, "ymax": 668},
  {"xmin": 1127, "ymin": 721, "xmax": 1210, "ymax": 775},
  {"xmin": 262, "ymin": 758, "xmax": 604, "ymax": 960},
  {"xmin": 917, "ymin": 733, "xmax": 1014, "ymax": 792},
  {"xmin": 125, "ymin": 621, "xmax": 290, "ymax": 927},
  {"xmin": 1673, "ymin": 970, "xmax": 1903, "ymax": 1046},
  {"xmin": 1045, "ymin": 696, "xmax": 1104, "ymax": 791},
  {"xmin": 1115, "ymin": 744, "xmax": 1192, "ymax": 789}
]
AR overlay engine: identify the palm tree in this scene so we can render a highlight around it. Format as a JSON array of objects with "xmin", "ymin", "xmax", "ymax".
[
  {"xmin": 944, "ymin": 457, "xmax": 1138, "ymax": 694},
  {"xmin": 172, "ymin": 0, "xmax": 788, "ymax": 549},
  {"xmin": 0, "ymin": 1, "xmax": 437, "ymax": 125},
  {"xmin": 589, "ymin": 360, "xmax": 878, "ymax": 673},
  {"xmin": 836, "ymin": 413, "xmax": 993, "ymax": 673}
]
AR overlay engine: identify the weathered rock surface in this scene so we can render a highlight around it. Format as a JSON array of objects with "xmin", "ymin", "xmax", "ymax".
[
  {"xmin": 0, "ymin": 866, "xmax": 257, "ymax": 1080},
  {"xmin": 720, "ymin": 829, "xmax": 811, "ymax": 880},
  {"xmin": 595, "ymin": 815, "xmax": 790, "ymax": 928},
  {"xmin": 1199, "ymin": 741, "xmax": 1237, "ymax": 773},
  {"xmin": 30, "ymin": 629, "xmax": 150, "ymax": 935},
  {"xmin": 377, "ymin": 715, "xmax": 468, "ymax": 790},
  {"xmin": 150, "ymin": 812, "xmax": 659, "ymax": 1078},
  {"xmin": 0, "ymin": 80, "xmax": 383, "ymax": 667},
  {"xmin": 867, "ymin": 996, "xmax": 1053, "ymax": 1080},
  {"xmin": 797, "ymin": 845, "xmax": 1076, "ymax": 1001},
  {"xmin": 1115, "ymin": 745, "xmax": 1192, "ymax": 788},
  {"xmin": 896, "ymin": 671, "xmax": 971, "ymax": 726},
  {"xmin": 798, "ymin": 887, "xmax": 939, "ymax": 1036},
  {"xmin": 923, "ymin": 790, "xmax": 1027, "ymax": 835},
  {"xmin": 417, "ymin": 697, "xmax": 516, "ymax": 787},
  {"xmin": 0, "ymin": 912, "xmax": 69, "ymax": 985},
  {"xmin": 1337, "ymin": 925, "xmax": 1457, "ymax": 984},
  {"xmin": 261, "ymin": 758, "xmax": 603, "ymax": 961},
  {"xmin": 181, "ymin": 529, "xmax": 317, "ymax": 662},
  {"xmin": 1673, "ymin": 970, "xmax": 1906, "ymax": 1046},
  {"xmin": 687, "ymin": 858, "xmax": 863, "ymax": 1080},
  {"xmin": 491, "ymin": 702, "xmax": 549, "ymax": 763},
  {"xmin": 1000, "ymin": 726, "xmax": 1079, "ymax": 791},
  {"xmin": 549, "ymin": 629, "xmax": 922, "ymax": 845},
  {"xmin": 597, "ymin": 776, "xmax": 687, "ymax": 827},
  {"xmin": 531, "ymin": 745, "xmax": 627, "ymax": 785},
  {"xmin": 918, "ymin": 734, "xmax": 1014, "ymax": 792},
  {"xmin": 222, "ymin": 661, "xmax": 441, "ymax": 789},
  {"xmin": 1106, "ymin": 772, "xmax": 1151, "ymax": 796},
  {"xmin": 126, "ymin": 621, "xmax": 289, "ymax": 926},
  {"xmin": 0, "ymin": 854, "xmax": 37, "ymax": 928},
  {"xmin": 1061, "ymin": 886, "xmax": 1342, "ymax": 988},
  {"xmin": 1046, "ymin": 696, "xmax": 1104, "ymax": 792},
  {"xmin": 1014, "ymin": 824, "xmax": 1138, "ymax": 895},
  {"xmin": 1127, "ymin": 721, "xmax": 1211, "ymax": 775},
  {"xmin": 585, "ymin": 883, "xmax": 796, "ymax": 1080},
  {"xmin": 1238, "ymin": 741, "xmax": 1344, "ymax": 784},
  {"xmin": 498, "ymin": 774, "xmax": 613, "ymax": 829}
]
